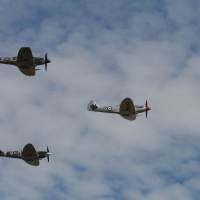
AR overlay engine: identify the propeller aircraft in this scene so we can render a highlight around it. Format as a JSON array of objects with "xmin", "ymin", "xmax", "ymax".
[
  {"xmin": 87, "ymin": 97, "xmax": 151, "ymax": 121},
  {"xmin": 0, "ymin": 143, "xmax": 51, "ymax": 166},
  {"xmin": 0, "ymin": 47, "xmax": 51, "ymax": 76}
]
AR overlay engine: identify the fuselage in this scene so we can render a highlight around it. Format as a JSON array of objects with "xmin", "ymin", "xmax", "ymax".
[
  {"xmin": 0, "ymin": 150, "xmax": 51, "ymax": 160},
  {"xmin": 135, "ymin": 106, "xmax": 149, "ymax": 113},
  {"xmin": 0, "ymin": 57, "xmax": 46, "ymax": 67},
  {"xmin": 88, "ymin": 105, "xmax": 149, "ymax": 114}
]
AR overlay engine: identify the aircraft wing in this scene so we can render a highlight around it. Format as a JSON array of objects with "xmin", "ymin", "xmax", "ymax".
[
  {"xmin": 120, "ymin": 113, "xmax": 136, "ymax": 121},
  {"xmin": 120, "ymin": 97, "xmax": 136, "ymax": 114},
  {"xmin": 17, "ymin": 47, "xmax": 34, "ymax": 66},
  {"xmin": 23, "ymin": 143, "xmax": 37, "ymax": 158},
  {"xmin": 23, "ymin": 159, "xmax": 39, "ymax": 166},
  {"xmin": 18, "ymin": 67, "xmax": 35, "ymax": 76},
  {"xmin": 22, "ymin": 143, "xmax": 39, "ymax": 166}
]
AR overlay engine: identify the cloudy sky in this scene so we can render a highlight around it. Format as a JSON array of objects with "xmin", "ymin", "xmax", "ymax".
[{"xmin": 0, "ymin": 0, "xmax": 199, "ymax": 199}]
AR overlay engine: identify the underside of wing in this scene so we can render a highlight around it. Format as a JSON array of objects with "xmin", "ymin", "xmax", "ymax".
[
  {"xmin": 17, "ymin": 47, "xmax": 34, "ymax": 67},
  {"xmin": 23, "ymin": 159, "xmax": 39, "ymax": 166},
  {"xmin": 22, "ymin": 143, "xmax": 37, "ymax": 159},
  {"xmin": 119, "ymin": 97, "xmax": 135, "ymax": 114},
  {"xmin": 18, "ymin": 67, "xmax": 35, "ymax": 76},
  {"xmin": 120, "ymin": 114, "xmax": 136, "ymax": 121}
]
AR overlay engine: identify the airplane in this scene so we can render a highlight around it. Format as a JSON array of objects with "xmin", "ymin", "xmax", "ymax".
[
  {"xmin": 0, "ymin": 143, "xmax": 51, "ymax": 166},
  {"xmin": 87, "ymin": 97, "xmax": 151, "ymax": 121},
  {"xmin": 0, "ymin": 47, "xmax": 51, "ymax": 76}
]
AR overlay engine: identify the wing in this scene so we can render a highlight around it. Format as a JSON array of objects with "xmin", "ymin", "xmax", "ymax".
[
  {"xmin": 17, "ymin": 47, "xmax": 35, "ymax": 76},
  {"xmin": 22, "ymin": 144, "xmax": 39, "ymax": 166},
  {"xmin": 120, "ymin": 114, "xmax": 136, "ymax": 121},
  {"xmin": 23, "ymin": 159, "xmax": 39, "ymax": 166},
  {"xmin": 120, "ymin": 97, "xmax": 135, "ymax": 114},
  {"xmin": 18, "ymin": 67, "xmax": 35, "ymax": 76},
  {"xmin": 23, "ymin": 143, "xmax": 37, "ymax": 158},
  {"xmin": 17, "ymin": 47, "xmax": 34, "ymax": 66}
]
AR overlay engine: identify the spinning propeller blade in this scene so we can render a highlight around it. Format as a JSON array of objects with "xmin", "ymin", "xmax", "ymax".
[
  {"xmin": 47, "ymin": 146, "xmax": 49, "ymax": 162},
  {"xmin": 145, "ymin": 100, "xmax": 151, "ymax": 118},
  {"xmin": 146, "ymin": 100, "xmax": 147, "ymax": 118},
  {"xmin": 45, "ymin": 53, "xmax": 51, "ymax": 71}
]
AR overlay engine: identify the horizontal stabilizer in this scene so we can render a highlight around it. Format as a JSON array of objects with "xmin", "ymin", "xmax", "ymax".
[{"xmin": 87, "ymin": 100, "xmax": 99, "ymax": 110}]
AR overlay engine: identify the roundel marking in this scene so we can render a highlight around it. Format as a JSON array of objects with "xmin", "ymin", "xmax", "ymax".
[
  {"xmin": 107, "ymin": 106, "xmax": 112, "ymax": 111},
  {"xmin": 13, "ymin": 151, "xmax": 18, "ymax": 156},
  {"xmin": 4, "ymin": 57, "xmax": 10, "ymax": 61},
  {"xmin": 24, "ymin": 49, "xmax": 30, "ymax": 53}
]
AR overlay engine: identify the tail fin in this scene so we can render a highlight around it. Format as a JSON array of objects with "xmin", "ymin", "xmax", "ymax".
[{"xmin": 87, "ymin": 100, "xmax": 99, "ymax": 110}]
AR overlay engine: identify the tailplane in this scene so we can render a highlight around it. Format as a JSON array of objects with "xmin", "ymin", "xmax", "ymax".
[{"xmin": 87, "ymin": 100, "xmax": 99, "ymax": 110}]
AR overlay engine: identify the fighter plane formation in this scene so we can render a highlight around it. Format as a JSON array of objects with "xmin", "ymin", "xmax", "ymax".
[{"xmin": 0, "ymin": 47, "xmax": 151, "ymax": 166}]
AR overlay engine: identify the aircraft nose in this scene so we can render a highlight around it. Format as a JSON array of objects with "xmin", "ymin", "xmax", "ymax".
[
  {"xmin": 146, "ymin": 106, "xmax": 151, "ymax": 111},
  {"xmin": 46, "ymin": 152, "xmax": 51, "ymax": 156},
  {"xmin": 46, "ymin": 59, "xmax": 51, "ymax": 63}
]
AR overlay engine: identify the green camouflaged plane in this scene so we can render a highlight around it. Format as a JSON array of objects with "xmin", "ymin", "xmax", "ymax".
[
  {"xmin": 0, "ymin": 143, "xmax": 51, "ymax": 166},
  {"xmin": 0, "ymin": 47, "xmax": 51, "ymax": 76}
]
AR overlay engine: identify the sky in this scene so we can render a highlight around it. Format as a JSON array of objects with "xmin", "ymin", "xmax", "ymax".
[{"xmin": 0, "ymin": 0, "xmax": 199, "ymax": 199}]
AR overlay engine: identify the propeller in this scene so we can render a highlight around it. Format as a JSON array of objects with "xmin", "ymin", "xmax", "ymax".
[
  {"xmin": 47, "ymin": 146, "xmax": 50, "ymax": 162},
  {"xmin": 145, "ymin": 100, "xmax": 151, "ymax": 118},
  {"xmin": 45, "ymin": 53, "xmax": 51, "ymax": 71}
]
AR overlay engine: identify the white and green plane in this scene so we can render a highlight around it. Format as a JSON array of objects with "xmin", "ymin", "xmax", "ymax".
[
  {"xmin": 0, "ymin": 47, "xmax": 51, "ymax": 76},
  {"xmin": 87, "ymin": 97, "xmax": 151, "ymax": 121},
  {"xmin": 0, "ymin": 143, "xmax": 51, "ymax": 166}
]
